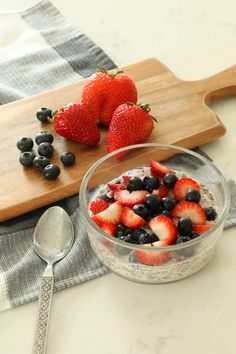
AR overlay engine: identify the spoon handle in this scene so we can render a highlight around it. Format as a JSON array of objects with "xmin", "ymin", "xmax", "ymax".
[{"xmin": 32, "ymin": 264, "xmax": 54, "ymax": 354}]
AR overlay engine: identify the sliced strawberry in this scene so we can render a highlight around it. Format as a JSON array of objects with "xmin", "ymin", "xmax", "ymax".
[
  {"xmin": 135, "ymin": 240, "xmax": 169, "ymax": 266},
  {"xmin": 122, "ymin": 175, "xmax": 131, "ymax": 185},
  {"xmin": 107, "ymin": 190, "xmax": 115, "ymax": 198},
  {"xmin": 173, "ymin": 177, "xmax": 200, "ymax": 200},
  {"xmin": 192, "ymin": 223, "xmax": 215, "ymax": 234},
  {"xmin": 107, "ymin": 183, "xmax": 126, "ymax": 191},
  {"xmin": 150, "ymin": 160, "xmax": 172, "ymax": 178},
  {"xmin": 114, "ymin": 189, "xmax": 148, "ymax": 207},
  {"xmin": 92, "ymin": 201, "xmax": 123, "ymax": 225},
  {"xmin": 149, "ymin": 215, "xmax": 178, "ymax": 244},
  {"xmin": 172, "ymin": 201, "xmax": 206, "ymax": 224},
  {"xmin": 121, "ymin": 207, "xmax": 145, "ymax": 229},
  {"xmin": 100, "ymin": 223, "xmax": 117, "ymax": 236},
  {"xmin": 89, "ymin": 198, "xmax": 109, "ymax": 215},
  {"xmin": 153, "ymin": 184, "xmax": 169, "ymax": 199}
]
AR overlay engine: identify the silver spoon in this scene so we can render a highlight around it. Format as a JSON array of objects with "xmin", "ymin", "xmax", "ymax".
[{"xmin": 32, "ymin": 206, "xmax": 74, "ymax": 354}]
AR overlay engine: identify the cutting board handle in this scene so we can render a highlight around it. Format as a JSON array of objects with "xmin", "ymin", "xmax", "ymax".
[{"xmin": 199, "ymin": 64, "xmax": 236, "ymax": 103}]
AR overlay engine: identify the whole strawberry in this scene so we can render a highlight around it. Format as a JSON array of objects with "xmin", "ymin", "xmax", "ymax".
[
  {"xmin": 107, "ymin": 103, "xmax": 155, "ymax": 155},
  {"xmin": 54, "ymin": 103, "xmax": 100, "ymax": 145},
  {"xmin": 81, "ymin": 68, "xmax": 137, "ymax": 127}
]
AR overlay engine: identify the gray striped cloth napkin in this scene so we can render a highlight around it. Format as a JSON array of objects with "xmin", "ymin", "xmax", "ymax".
[{"xmin": 0, "ymin": 0, "xmax": 235, "ymax": 312}]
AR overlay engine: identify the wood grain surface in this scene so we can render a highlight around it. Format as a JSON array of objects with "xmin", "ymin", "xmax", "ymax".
[{"xmin": 1, "ymin": 57, "xmax": 235, "ymax": 221}]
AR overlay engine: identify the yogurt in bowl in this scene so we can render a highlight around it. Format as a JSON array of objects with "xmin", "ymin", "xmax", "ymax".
[{"xmin": 79, "ymin": 143, "xmax": 230, "ymax": 284}]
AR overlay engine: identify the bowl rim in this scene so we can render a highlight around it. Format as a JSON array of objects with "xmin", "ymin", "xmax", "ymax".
[{"xmin": 79, "ymin": 143, "xmax": 230, "ymax": 251}]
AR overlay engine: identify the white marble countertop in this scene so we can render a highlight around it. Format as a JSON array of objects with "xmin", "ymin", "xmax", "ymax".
[{"xmin": 0, "ymin": 0, "xmax": 236, "ymax": 353}]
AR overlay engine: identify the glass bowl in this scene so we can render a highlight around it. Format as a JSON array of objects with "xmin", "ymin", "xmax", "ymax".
[{"xmin": 79, "ymin": 143, "xmax": 230, "ymax": 284}]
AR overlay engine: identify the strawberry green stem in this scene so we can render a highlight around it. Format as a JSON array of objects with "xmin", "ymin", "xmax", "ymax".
[
  {"xmin": 97, "ymin": 67, "xmax": 124, "ymax": 78},
  {"xmin": 126, "ymin": 102, "xmax": 158, "ymax": 122}
]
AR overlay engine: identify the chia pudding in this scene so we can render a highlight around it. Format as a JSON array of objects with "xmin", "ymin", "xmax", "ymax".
[{"xmin": 87, "ymin": 162, "xmax": 221, "ymax": 284}]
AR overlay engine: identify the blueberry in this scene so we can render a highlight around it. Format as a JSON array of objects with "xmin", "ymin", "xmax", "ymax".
[
  {"xmin": 144, "ymin": 194, "xmax": 160, "ymax": 210},
  {"xmin": 127, "ymin": 177, "xmax": 143, "ymax": 192},
  {"xmin": 38, "ymin": 142, "xmax": 53, "ymax": 158},
  {"xmin": 186, "ymin": 189, "xmax": 201, "ymax": 203},
  {"xmin": 118, "ymin": 234, "xmax": 137, "ymax": 244},
  {"xmin": 101, "ymin": 193, "xmax": 115, "ymax": 203},
  {"xmin": 131, "ymin": 229, "xmax": 147, "ymax": 243},
  {"xmin": 19, "ymin": 151, "xmax": 35, "ymax": 167},
  {"xmin": 132, "ymin": 204, "xmax": 149, "ymax": 220},
  {"xmin": 162, "ymin": 210, "xmax": 173, "ymax": 219},
  {"xmin": 33, "ymin": 156, "xmax": 50, "ymax": 170},
  {"xmin": 204, "ymin": 207, "xmax": 217, "ymax": 221},
  {"xmin": 178, "ymin": 217, "xmax": 193, "ymax": 235},
  {"xmin": 36, "ymin": 107, "xmax": 52, "ymax": 123},
  {"xmin": 191, "ymin": 232, "xmax": 200, "ymax": 239},
  {"xmin": 43, "ymin": 164, "xmax": 60, "ymax": 180},
  {"xmin": 148, "ymin": 234, "xmax": 159, "ymax": 243},
  {"xmin": 176, "ymin": 235, "xmax": 192, "ymax": 244},
  {"xmin": 176, "ymin": 235, "xmax": 194, "ymax": 257},
  {"xmin": 161, "ymin": 197, "xmax": 176, "ymax": 211},
  {"xmin": 35, "ymin": 131, "xmax": 54, "ymax": 145},
  {"xmin": 138, "ymin": 233, "xmax": 152, "ymax": 244},
  {"xmin": 17, "ymin": 137, "xmax": 34, "ymax": 152},
  {"xmin": 116, "ymin": 224, "xmax": 127, "ymax": 234},
  {"xmin": 163, "ymin": 173, "xmax": 178, "ymax": 189},
  {"xmin": 60, "ymin": 152, "xmax": 76, "ymax": 166},
  {"xmin": 143, "ymin": 175, "xmax": 160, "ymax": 192}
]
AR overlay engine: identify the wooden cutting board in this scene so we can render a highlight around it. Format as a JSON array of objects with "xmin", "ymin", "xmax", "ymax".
[{"xmin": 1, "ymin": 58, "xmax": 236, "ymax": 222}]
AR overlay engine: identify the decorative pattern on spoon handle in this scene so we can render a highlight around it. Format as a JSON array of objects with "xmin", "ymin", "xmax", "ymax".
[{"xmin": 33, "ymin": 267, "xmax": 54, "ymax": 354}]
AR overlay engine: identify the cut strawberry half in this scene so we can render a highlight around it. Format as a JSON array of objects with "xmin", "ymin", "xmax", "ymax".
[
  {"xmin": 135, "ymin": 240, "xmax": 169, "ymax": 266},
  {"xmin": 89, "ymin": 198, "xmax": 109, "ymax": 215},
  {"xmin": 100, "ymin": 223, "xmax": 117, "ymax": 236},
  {"xmin": 173, "ymin": 177, "xmax": 200, "ymax": 200},
  {"xmin": 150, "ymin": 160, "xmax": 172, "ymax": 178},
  {"xmin": 107, "ymin": 183, "xmax": 126, "ymax": 191},
  {"xmin": 172, "ymin": 201, "xmax": 206, "ymax": 224},
  {"xmin": 122, "ymin": 175, "xmax": 131, "ymax": 185},
  {"xmin": 121, "ymin": 207, "xmax": 145, "ymax": 229},
  {"xmin": 153, "ymin": 184, "xmax": 169, "ymax": 199},
  {"xmin": 92, "ymin": 201, "xmax": 123, "ymax": 225},
  {"xmin": 114, "ymin": 189, "xmax": 148, "ymax": 207},
  {"xmin": 192, "ymin": 223, "xmax": 215, "ymax": 234},
  {"xmin": 149, "ymin": 215, "xmax": 178, "ymax": 244}
]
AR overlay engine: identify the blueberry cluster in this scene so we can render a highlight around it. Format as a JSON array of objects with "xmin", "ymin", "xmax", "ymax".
[
  {"xmin": 116, "ymin": 224, "xmax": 158, "ymax": 245},
  {"xmin": 16, "ymin": 131, "xmax": 75, "ymax": 180}
]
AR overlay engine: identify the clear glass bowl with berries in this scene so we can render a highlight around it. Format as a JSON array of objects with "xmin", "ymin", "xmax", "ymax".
[{"xmin": 79, "ymin": 143, "xmax": 230, "ymax": 284}]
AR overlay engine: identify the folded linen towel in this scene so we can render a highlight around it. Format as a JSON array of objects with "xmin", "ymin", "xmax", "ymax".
[{"xmin": 0, "ymin": 0, "xmax": 235, "ymax": 313}]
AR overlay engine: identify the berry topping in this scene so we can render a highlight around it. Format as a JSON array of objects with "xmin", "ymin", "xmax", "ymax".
[
  {"xmin": 149, "ymin": 215, "xmax": 178, "ymax": 244},
  {"xmin": 19, "ymin": 151, "xmax": 35, "ymax": 167},
  {"xmin": 185, "ymin": 189, "xmax": 201, "ymax": 203},
  {"xmin": 192, "ymin": 223, "xmax": 215, "ymax": 234},
  {"xmin": 132, "ymin": 204, "xmax": 149, "ymax": 220},
  {"xmin": 107, "ymin": 183, "xmax": 126, "ymax": 191},
  {"xmin": 127, "ymin": 177, "xmax": 143, "ymax": 192},
  {"xmin": 92, "ymin": 201, "xmax": 123, "ymax": 226},
  {"xmin": 100, "ymin": 223, "xmax": 116, "ymax": 236},
  {"xmin": 101, "ymin": 192, "xmax": 115, "ymax": 203},
  {"xmin": 35, "ymin": 131, "xmax": 54, "ymax": 145},
  {"xmin": 177, "ymin": 217, "xmax": 193, "ymax": 235},
  {"xmin": 150, "ymin": 160, "xmax": 172, "ymax": 178},
  {"xmin": 17, "ymin": 137, "xmax": 34, "ymax": 152},
  {"xmin": 144, "ymin": 194, "xmax": 160, "ymax": 210},
  {"xmin": 36, "ymin": 107, "xmax": 52, "ymax": 123},
  {"xmin": 143, "ymin": 175, "xmax": 160, "ymax": 192},
  {"xmin": 162, "ymin": 210, "xmax": 173, "ymax": 219},
  {"xmin": 172, "ymin": 201, "xmax": 207, "ymax": 224},
  {"xmin": 163, "ymin": 173, "xmax": 178, "ymax": 189},
  {"xmin": 153, "ymin": 184, "xmax": 169, "ymax": 199},
  {"xmin": 121, "ymin": 207, "xmax": 146, "ymax": 229},
  {"xmin": 33, "ymin": 156, "xmax": 50, "ymax": 170},
  {"xmin": 121, "ymin": 175, "xmax": 131, "ymax": 185},
  {"xmin": 173, "ymin": 177, "xmax": 200, "ymax": 201},
  {"xmin": 160, "ymin": 197, "xmax": 176, "ymax": 211},
  {"xmin": 135, "ymin": 241, "xmax": 170, "ymax": 266},
  {"xmin": 43, "ymin": 164, "xmax": 60, "ymax": 180},
  {"xmin": 113, "ymin": 189, "xmax": 148, "ymax": 207},
  {"xmin": 38, "ymin": 142, "xmax": 54, "ymax": 158},
  {"xmin": 175, "ymin": 235, "xmax": 192, "ymax": 244},
  {"xmin": 60, "ymin": 152, "xmax": 76, "ymax": 166},
  {"xmin": 89, "ymin": 198, "xmax": 109, "ymax": 215},
  {"xmin": 204, "ymin": 207, "xmax": 217, "ymax": 221}
]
